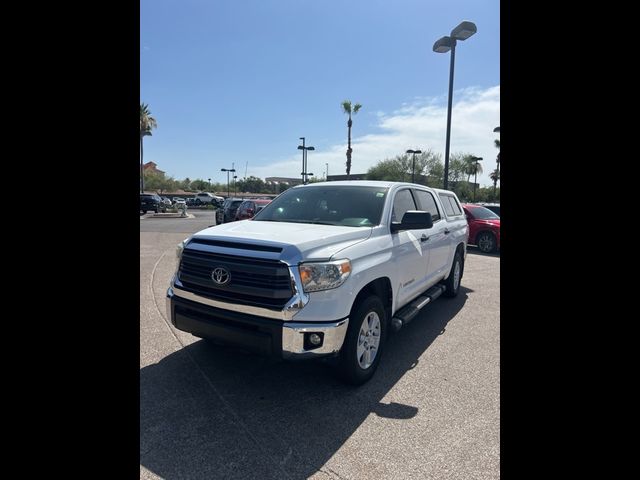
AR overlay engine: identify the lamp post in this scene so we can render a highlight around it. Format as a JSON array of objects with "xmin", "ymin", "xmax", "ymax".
[
  {"xmin": 406, "ymin": 149, "xmax": 422, "ymax": 183},
  {"xmin": 326, "ymin": 163, "xmax": 329, "ymax": 181},
  {"xmin": 140, "ymin": 130, "xmax": 152, "ymax": 193},
  {"xmin": 471, "ymin": 156, "xmax": 483, "ymax": 201},
  {"xmin": 433, "ymin": 20, "xmax": 478, "ymax": 190},
  {"xmin": 220, "ymin": 167, "xmax": 236, "ymax": 197},
  {"xmin": 233, "ymin": 175, "xmax": 237, "ymax": 196},
  {"xmin": 297, "ymin": 137, "xmax": 315, "ymax": 184},
  {"xmin": 208, "ymin": 178, "xmax": 211, "ymax": 191}
]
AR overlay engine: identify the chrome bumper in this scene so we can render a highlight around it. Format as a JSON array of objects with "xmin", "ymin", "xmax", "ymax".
[
  {"xmin": 166, "ymin": 287, "xmax": 348, "ymax": 359},
  {"xmin": 281, "ymin": 319, "xmax": 349, "ymax": 359}
]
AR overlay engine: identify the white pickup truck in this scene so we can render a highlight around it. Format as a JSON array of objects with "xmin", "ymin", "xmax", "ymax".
[{"xmin": 167, "ymin": 181, "xmax": 468, "ymax": 384}]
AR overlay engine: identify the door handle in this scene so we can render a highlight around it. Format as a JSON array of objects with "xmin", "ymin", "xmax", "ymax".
[
  {"xmin": 444, "ymin": 229, "xmax": 450, "ymax": 235},
  {"xmin": 421, "ymin": 234, "xmax": 429, "ymax": 242}
]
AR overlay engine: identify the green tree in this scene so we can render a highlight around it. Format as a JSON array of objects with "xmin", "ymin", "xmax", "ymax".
[
  {"xmin": 191, "ymin": 179, "xmax": 209, "ymax": 191},
  {"xmin": 180, "ymin": 177, "xmax": 192, "ymax": 191},
  {"xmin": 448, "ymin": 152, "xmax": 471, "ymax": 185},
  {"xmin": 341, "ymin": 100, "xmax": 362, "ymax": 178},
  {"xmin": 493, "ymin": 137, "xmax": 500, "ymax": 196},
  {"xmin": 463, "ymin": 155, "xmax": 484, "ymax": 183},
  {"xmin": 144, "ymin": 171, "xmax": 178, "ymax": 195},
  {"xmin": 366, "ymin": 150, "xmax": 442, "ymax": 184},
  {"xmin": 140, "ymin": 103, "xmax": 157, "ymax": 192},
  {"xmin": 236, "ymin": 176, "xmax": 266, "ymax": 194},
  {"xmin": 489, "ymin": 168, "xmax": 500, "ymax": 200}
]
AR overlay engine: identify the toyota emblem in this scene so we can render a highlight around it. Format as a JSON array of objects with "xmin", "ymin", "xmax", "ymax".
[{"xmin": 211, "ymin": 267, "xmax": 231, "ymax": 286}]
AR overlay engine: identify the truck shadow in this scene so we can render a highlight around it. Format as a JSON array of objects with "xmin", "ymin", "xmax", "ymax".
[{"xmin": 140, "ymin": 288, "xmax": 471, "ymax": 479}]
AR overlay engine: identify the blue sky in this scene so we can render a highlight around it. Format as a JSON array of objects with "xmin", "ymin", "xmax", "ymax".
[{"xmin": 141, "ymin": 0, "xmax": 499, "ymax": 186}]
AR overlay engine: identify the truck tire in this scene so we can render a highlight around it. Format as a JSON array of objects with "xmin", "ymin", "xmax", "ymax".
[
  {"xmin": 337, "ymin": 296, "xmax": 387, "ymax": 385},
  {"xmin": 477, "ymin": 231, "xmax": 497, "ymax": 253},
  {"xmin": 443, "ymin": 250, "xmax": 464, "ymax": 298}
]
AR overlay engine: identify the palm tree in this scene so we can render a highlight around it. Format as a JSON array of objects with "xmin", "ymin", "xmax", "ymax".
[
  {"xmin": 140, "ymin": 103, "xmax": 158, "ymax": 193},
  {"xmin": 341, "ymin": 100, "xmax": 362, "ymax": 178},
  {"xmin": 464, "ymin": 156, "xmax": 483, "ymax": 183},
  {"xmin": 494, "ymin": 138, "xmax": 500, "ymax": 196},
  {"xmin": 490, "ymin": 168, "xmax": 500, "ymax": 197}
]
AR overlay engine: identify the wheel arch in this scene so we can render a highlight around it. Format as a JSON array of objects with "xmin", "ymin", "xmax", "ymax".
[{"xmin": 351, "ymin": 277, "xmax": 392, "ymax": 323}]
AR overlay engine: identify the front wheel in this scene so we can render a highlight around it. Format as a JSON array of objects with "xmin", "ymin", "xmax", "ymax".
[{"xmin": 337, "ymin": 296, "xmax": 387, "ymax": 385}]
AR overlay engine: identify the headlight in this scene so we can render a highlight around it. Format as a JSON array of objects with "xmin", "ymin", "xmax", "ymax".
[
  {"xmin": 176, "ymin": 237, "xmax": 191, "ymax": 259},
  {"xmin": 299, "ymin": 259, "xmax": 351, "ymax": 292}
]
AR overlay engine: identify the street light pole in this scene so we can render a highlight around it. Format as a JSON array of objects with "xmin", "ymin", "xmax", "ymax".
[
  {"xmin": 406, "ymin": 149, "xmax": 423, "ymax": 183},
  {"xmin": 326, "ymin": 163, "xmax": 329, "ymax": 181},
  {"xmin": 471, "ymin": 156, "xmax": 483, "ymax": 201},
  {"xmin": 433, "ymin": 20, "xmax": 478, "ymax": 190},
  {"xmin": 297, "ymin": 138, "xmax": 315, "ymax": 184},
  {"xmin": 233, "ymin": 175, "xmax": 237, "ymax": 196},
  {"xmin": 221, "ymin": 167, "xmax": 236, "ymax": 197},
  {"xmin": 208, "ymin": 178, "xmax": 211, "ymax": 191}
]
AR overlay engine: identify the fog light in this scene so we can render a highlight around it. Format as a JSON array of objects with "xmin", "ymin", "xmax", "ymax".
[{"xmin": 303, "ymin": 332, "xmax": 324, "ymax": 350}]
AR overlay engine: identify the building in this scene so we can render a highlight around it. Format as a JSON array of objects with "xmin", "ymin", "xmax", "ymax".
[
  {"xmin": 326, "ymin": 173, "xmax": 368, "ymax": 181},
  {"xmin": 143, "ymin": 161, "xmax": 165, "ymax": 175},
  {"xmin": 265, "ymin": 176, "xmax": 303, "ymax": 186}
]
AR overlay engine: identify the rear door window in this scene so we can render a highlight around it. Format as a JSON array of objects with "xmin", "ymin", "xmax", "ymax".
[{"xmin": 413, "ymin": 190, "xmax": 441, "ymax": 222}]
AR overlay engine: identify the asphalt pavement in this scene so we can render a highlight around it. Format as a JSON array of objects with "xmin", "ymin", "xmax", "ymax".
[{"xmin": 140, "ymin": 212, "xmax": 500, "ymax": 479}]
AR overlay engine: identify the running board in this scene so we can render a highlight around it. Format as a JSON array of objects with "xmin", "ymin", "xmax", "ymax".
[{"xmin": 391, "ymin": 284, "xmax": 446, "ymax": 332}]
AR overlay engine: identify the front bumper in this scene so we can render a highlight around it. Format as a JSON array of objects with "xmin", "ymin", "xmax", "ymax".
[{"xmin": 166, "ymin": 287, "xmax": 348, "ymax": 360}]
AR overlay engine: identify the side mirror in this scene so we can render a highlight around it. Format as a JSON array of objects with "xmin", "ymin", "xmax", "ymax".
[{"xmin": 391, "ymin": 211, "xmax": 433, "ymax": 233}]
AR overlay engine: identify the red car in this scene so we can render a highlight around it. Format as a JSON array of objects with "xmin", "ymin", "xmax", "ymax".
[
  {"xmin": 462, "ymin": 204, "xmax": 500, "ymax": 253},
  {"xmin": 235, "ymin": 199, "xmax": 272, "ymax": 221}
]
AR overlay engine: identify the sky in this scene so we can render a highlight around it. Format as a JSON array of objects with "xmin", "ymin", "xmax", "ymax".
[{"xmin": 141, "ymin": 0, "xmax": 499, "ymax": 187}]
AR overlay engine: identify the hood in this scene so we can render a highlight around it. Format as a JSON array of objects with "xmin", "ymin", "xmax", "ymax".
[{"xmin": 191, "ymin": 220, "xmax": 372, "ymax": 262}]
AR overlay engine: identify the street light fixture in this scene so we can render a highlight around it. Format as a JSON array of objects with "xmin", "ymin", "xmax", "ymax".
[
  {"xmin": 470, "ymin": 156, "xmax": 483, "ymax": 201},
  {"xmin": 220, "ymin": 167, "xmax": 236, "ymax": 197},
  {"xmin": 208, "ymin": 178, "xmax": 211, "ymax": 191},
  {"xmin": 406, "ymin": 149, "xmax": 423, "ymax": 183},
  {"xmin": 297, "ymin": 137, "xmax": 315, "ymax": 184},
  {"xmin": 433, "ymin": 20, "xmax": 478, "ymax": 190},
  {"xmin": 326, "ymin": 163, "xmax": 329, "ymax": 181},
  {"xmin": 233, "ymin": 175, "xmax": 238, "ymax": 196}
]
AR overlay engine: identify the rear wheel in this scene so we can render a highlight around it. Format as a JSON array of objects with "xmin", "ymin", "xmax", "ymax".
[
  {"xmin": 443, "ymin": 250, "xmax": 464, "ymax": 298},
  {"xmin": 337, "ymin": 296, "xmax": 387, "ymax": 385},
  {"xmin": 477, "ymin": 232, "xmax": 497, "ymax": 253}
]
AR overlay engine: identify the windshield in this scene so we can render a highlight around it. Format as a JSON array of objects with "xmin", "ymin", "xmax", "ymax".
[
  {"xmin": 469, "ymin": 206, "xmax": 499, "ymax": 220},
  {"xmin": 253, "ymin": 185, "xmax": 388, "ymax": 227}
]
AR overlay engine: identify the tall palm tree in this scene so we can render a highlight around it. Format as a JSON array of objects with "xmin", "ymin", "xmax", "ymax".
[
  {"xmin": 341, "ymin": 100, "xmax": 362, "ymax": 178},
  {"xmin": 494, "ymin": 138, "xmax": 500, "ymax": 195},
  {"xmin": 465, "ymin": 156, "xmax": 483, "ymax": 183},
  {"xmin": 140, "ymin": 103, "xmax": 158, "ymax": 193},
  {"xmin": 490, "ymin": 168, "xmax": 500, "ymax": 196}
]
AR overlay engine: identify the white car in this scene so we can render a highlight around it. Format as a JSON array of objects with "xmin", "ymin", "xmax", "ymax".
[
  {"xmin": 168, "ymin": 181, "xmax": 468, "ymax": 385},
  {"xmin": 194, "ymin": 192, "xmax": 224, "ymax": 204}
]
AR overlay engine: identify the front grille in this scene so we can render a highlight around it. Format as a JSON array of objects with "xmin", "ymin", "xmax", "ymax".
[{"xmin": 178, "ymin": 248, "xmax": 293, "ymax": 309}]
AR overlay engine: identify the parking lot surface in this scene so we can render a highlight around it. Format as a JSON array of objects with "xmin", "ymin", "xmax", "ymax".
[{"xmin": 140, "ymin": 212, "xmax": 499, "ymax": 479}]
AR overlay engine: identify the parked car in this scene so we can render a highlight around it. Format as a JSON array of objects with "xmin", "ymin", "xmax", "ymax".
[
  {"xmin": 172, "ymin": 197, "xmax": 185, "ymax": 204},
  {"xmin": 140, "ymin": 193, "xmax": 166, "ymax": 214},
  {"xmin": 217, "ymin": 198, "xmax": 244, "ymax": 223},
  {"xmin": 477, "ymin": 203, "xmax": 500, "ymax": 217},
  {"xmin": 160, "ymin": 197, "xmax": 172, "ymax": 207},
  {"xmin": 195, "ymin": 192, "xmax": 224, "ymax": 205},
  {"xmin": 168, "ymin": 181, "xmax": 468, "ymax": 384},
  {"xmin": 462, "ymin": 204, "xmax": 500, "ymax": 253},
  {"xmin": 235, "ymin": 199, "xmax": 272, "ymax": 220}
]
